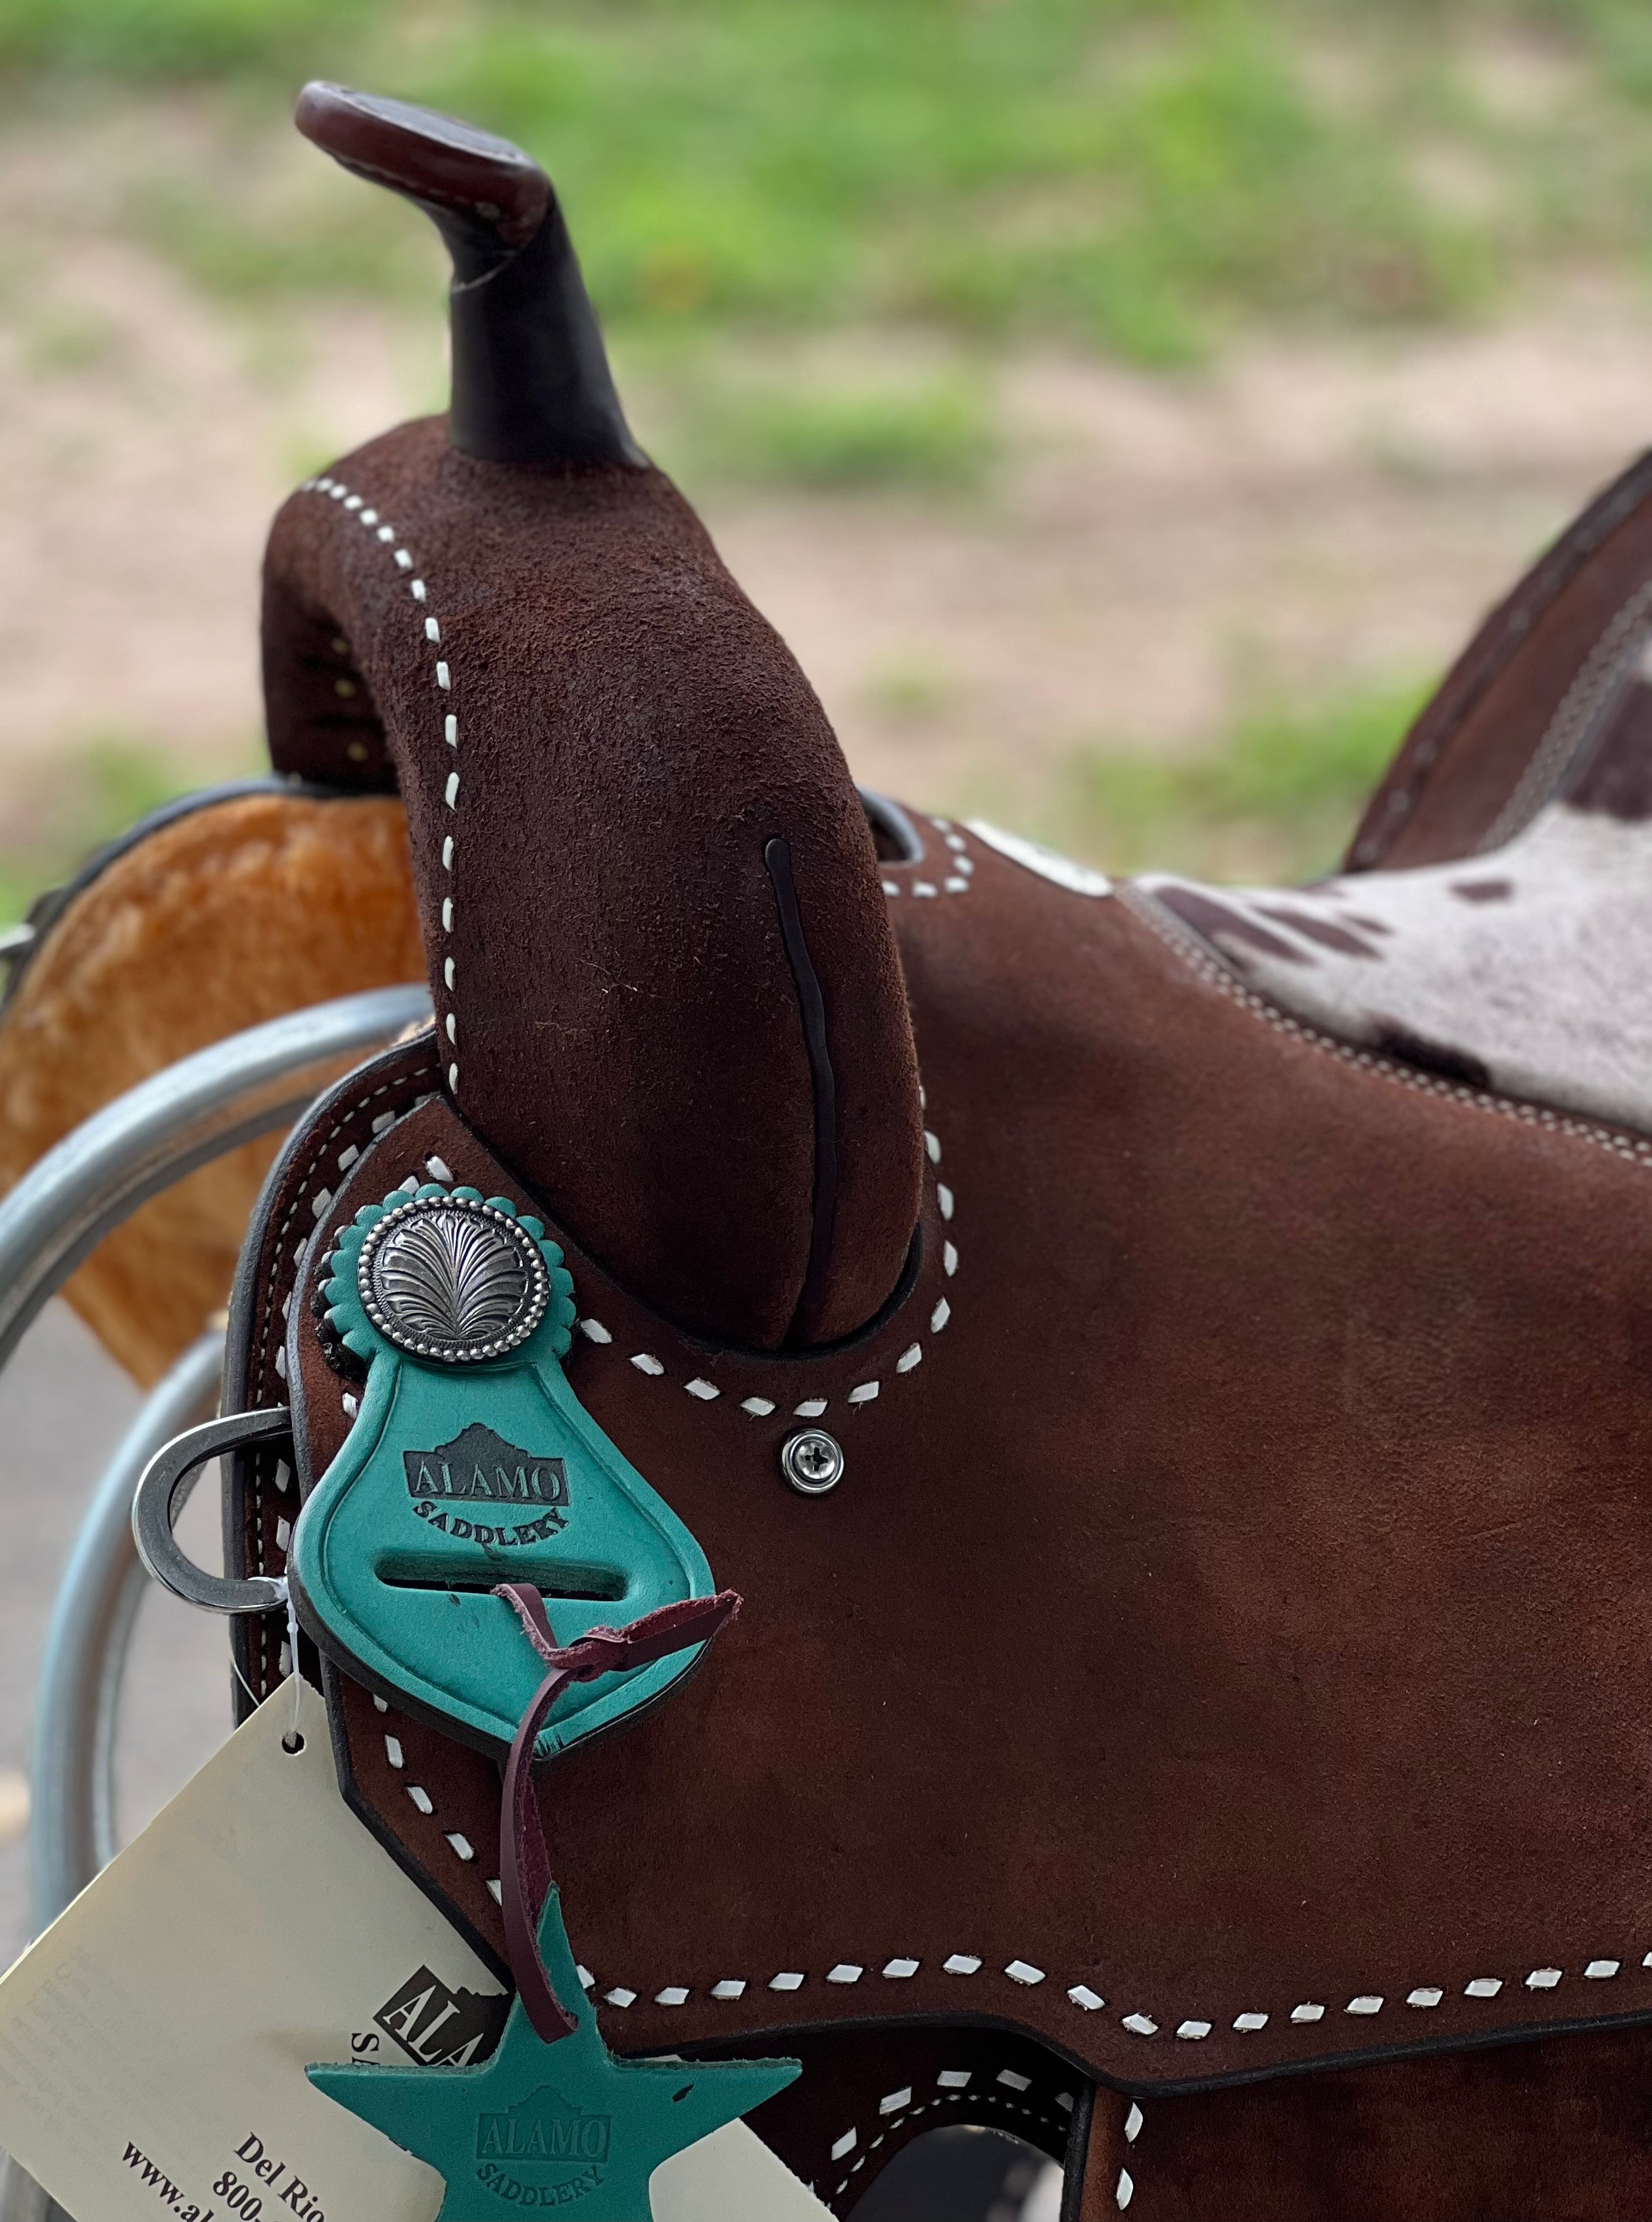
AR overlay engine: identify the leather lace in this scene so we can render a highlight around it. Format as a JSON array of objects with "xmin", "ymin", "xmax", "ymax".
[{"xmin": 492, "ymin": 1581, "xmax": 741, "ymax": 2040}]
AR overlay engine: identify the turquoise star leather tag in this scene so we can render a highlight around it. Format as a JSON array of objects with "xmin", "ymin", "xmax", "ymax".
[
  {"xmin": 308, "ymin": 1889, "xmax": 799, "ymax": 2219},
  {"xmin": 289, "ymin": 1185, "xmax": 716, "ymax": 1755}
]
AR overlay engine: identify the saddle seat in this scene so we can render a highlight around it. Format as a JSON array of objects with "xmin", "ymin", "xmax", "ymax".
[{"xmin": 1136, "ymin": 641, "xmax": 1652, "ymax": 1137}]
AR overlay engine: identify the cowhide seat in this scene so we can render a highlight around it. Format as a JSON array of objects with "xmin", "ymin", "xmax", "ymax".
[
  {"xmin": 21, "ymin": 78, "xmax": 1652, "ymax": 2222},
  {"xmin": 1138, "ymin": 624, "xmax": 1652, "ymax": 1135}
]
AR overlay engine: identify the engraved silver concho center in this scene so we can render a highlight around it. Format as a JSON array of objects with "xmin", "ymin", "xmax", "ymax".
[{"xmin": 357, "ymin": 1197, "xmax": 550, "ymax": 1364}]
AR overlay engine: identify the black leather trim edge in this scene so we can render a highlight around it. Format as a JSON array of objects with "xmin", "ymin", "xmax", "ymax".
[
  {"xmin": 1059, "ymin": 2081, "xmax": 1097, "ymax": 2222},
  {"xmin": 765, "ymin": 835, "xmax": 840, "ymax": 1346},
  {"xmin": 222, "ymin": 1029, "xmax": 441, "ymax": 1721},
  {"xmin": 856, "ymin": 785, "xmax": 924, "ymax": 864},
  {"xmin": 318, "ymin": 1653, "xmax": 514, "ymax": 1990}
]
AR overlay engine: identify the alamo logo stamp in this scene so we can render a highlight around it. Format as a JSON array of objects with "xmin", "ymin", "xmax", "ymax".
[
  {"xmin": 475, "ymin": 2085, "xmax": 611, "ymax": 2207},
  {"xmin": 403, "ymin": 1421, "xmax": 569, "ymax": 1546},
  {"xmin": 372, "ymin": 1965, "xmax": 510, "ymax": 2069}
]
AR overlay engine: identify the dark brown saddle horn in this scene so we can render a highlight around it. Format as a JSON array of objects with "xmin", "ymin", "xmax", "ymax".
[
  {"xmin": 263, "ymin": 86, "xmax": 923, "ymax": 1351},
  {"xmin": 295, "ymin": 82, "xmax": 644, "ymax": 471}
]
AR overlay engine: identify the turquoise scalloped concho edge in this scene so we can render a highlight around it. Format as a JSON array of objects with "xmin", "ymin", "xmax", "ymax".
[{"xmin": 287, "ymin": 1184, "xmax": 717, "ymax": 1758}]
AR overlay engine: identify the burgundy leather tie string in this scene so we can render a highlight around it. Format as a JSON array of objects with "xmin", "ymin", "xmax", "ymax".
[{"xmin": 492, "ymin": 1583, "xmax": 741, "ymax": 2042}]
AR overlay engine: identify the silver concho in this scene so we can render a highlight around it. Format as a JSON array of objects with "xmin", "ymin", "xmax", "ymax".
[{"xmin": 356, "ymin": 1197, "xmax": 550, "ymax": 1364}]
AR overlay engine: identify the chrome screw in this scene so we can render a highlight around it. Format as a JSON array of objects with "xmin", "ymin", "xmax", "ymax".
[{"xmin": 780, "ymin": 1428, "xmax": 844, "ymax": 1496}]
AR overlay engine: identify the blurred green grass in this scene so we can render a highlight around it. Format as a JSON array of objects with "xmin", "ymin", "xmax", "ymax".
[
  {"xmin": 0, "ymin": 738, "xmax": 212, "ymax": 922},
  {"xmin": 4, "ymin": 1, "xmax": 1652, "ymax": 367},
  {"xmin": 685, "ymin": 366, "xmax": 996, "ymax": 490},
  {"xmin": 0, "ymin": 679, "xmax": 1422, "ymax": 924},
  {"xmin": 0, "ymin": 1, "xmax": 1632, "ymax": 908},
  {"xmin": 1040, "ymin": 674, "xmax": 1429, "ymax": 882}
]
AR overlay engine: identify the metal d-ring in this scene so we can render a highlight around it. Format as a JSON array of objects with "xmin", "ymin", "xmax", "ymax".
[{"xmin": 132, "ymin": 1406, "xmax": 295, "ymax": 1615}]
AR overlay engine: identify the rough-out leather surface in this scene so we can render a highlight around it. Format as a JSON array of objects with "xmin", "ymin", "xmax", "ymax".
[
  {"xmin": 1347, "ymin": 446, "xmax": 1652, "ymax": 870},
  {"xmin": 261, "ymin": 422, "xmax": 921, "ymax": 1350},
  {"xmin": 233, "ymin": 816, "xmax": 1652, "ymax": 2125},
  {"xmin": 1115, "ymin": 2021, "xmax": 1652, "ymax": 2221}
]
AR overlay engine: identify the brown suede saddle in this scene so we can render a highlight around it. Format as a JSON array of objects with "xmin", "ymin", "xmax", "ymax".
[{"xmin": 29, "ymin": 80, "xmax": 1652, "ymax": 2221}]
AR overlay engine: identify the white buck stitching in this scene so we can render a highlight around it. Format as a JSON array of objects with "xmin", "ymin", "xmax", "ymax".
[
  {"xmin": 305, "ymin": 474, "xmax": 461, "ymax": 1095},
  {"xmin": 880, "ymin": 818, "xmax": 976, "ymax": 902},
  {"xmin": 571, "ymin": 1121, "xmax": 957, "ymax": 1416},
  {"xmin": 824, "ymin": 2067, "xmax": 1075, "ymax": 2207}
]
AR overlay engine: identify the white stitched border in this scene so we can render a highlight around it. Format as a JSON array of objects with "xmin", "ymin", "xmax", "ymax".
[
  {"xmin": 305, "ymin": 475, "xmax": 461, "ymax": 1095},
  {"xmin": 554, "ymin": 1948, "xmax": 1649, "ymax": 2043},
  {"xmin": 825, "ymin": 2060, "xmax": 1075, "ymax": 2206},
  {"xmin": 881, "ymin": 820, "xmax": 975, "ymax": 903},
  {"xmin": 374, "ymin": 1679, "xmax": 1647, "ymax": 2056},
  {"xmin": 571, "ymin": 1116, "xmax": 956, "ymax": 1417},
  {"xmin": 1119, "ymin": 2096, "xmax": 1144, "ymax": 2210}
]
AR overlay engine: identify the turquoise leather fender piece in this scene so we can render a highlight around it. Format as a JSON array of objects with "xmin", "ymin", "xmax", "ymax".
[{"xmin": 288, "ymin": 1184, "xmax": 716, "ymax": 1755}]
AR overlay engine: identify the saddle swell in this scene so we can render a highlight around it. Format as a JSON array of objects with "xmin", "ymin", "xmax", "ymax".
[
  {"xmin": 262, "ymin": 85, "xmax": 922, "ymax": 1355},
  {"xmin": 262, "ymin": 432, "xmax": 921, "ymax": 1355}
]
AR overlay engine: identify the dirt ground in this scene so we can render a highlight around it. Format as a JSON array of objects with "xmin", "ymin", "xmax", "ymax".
[{"xmin": 2, "ymin": 97, "xmax": 1651, "ymax": 841}]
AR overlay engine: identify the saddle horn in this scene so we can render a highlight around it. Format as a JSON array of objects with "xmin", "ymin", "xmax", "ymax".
[
  {"xmin": 295, "ymin": 82, "xmax": 644, "ymax": 470},
  {"xmin": 262, "ymin": 87, "xmax": 923, "ymax": 1352}
]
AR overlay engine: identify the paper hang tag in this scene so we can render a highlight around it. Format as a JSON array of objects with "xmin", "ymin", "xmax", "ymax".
[{"xmin": 0, "ymin": 1684, "xmax": 826, "ymax": 2222}]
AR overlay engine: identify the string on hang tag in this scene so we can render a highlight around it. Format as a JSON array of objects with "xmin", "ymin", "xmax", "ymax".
[
  {"xmin": 491, "ymin": 1583, "xmax": 741, "ymax": 2040},
  {"xmin": 279, "ymin": 1579, "xmax": 304, "ymax": 1754},
  {"xmin": 222, "ymin": 1602, "xmax": 302, "ymax": 1748},
  {"xmin": 227, "ymin": 1644, "xmax": 262, "ymax": 1717}
]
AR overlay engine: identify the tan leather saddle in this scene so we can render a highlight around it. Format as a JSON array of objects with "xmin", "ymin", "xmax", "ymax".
[{"xmin": 16, "ymin": 80, "xmax": 1652, "ymax": 2221}]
